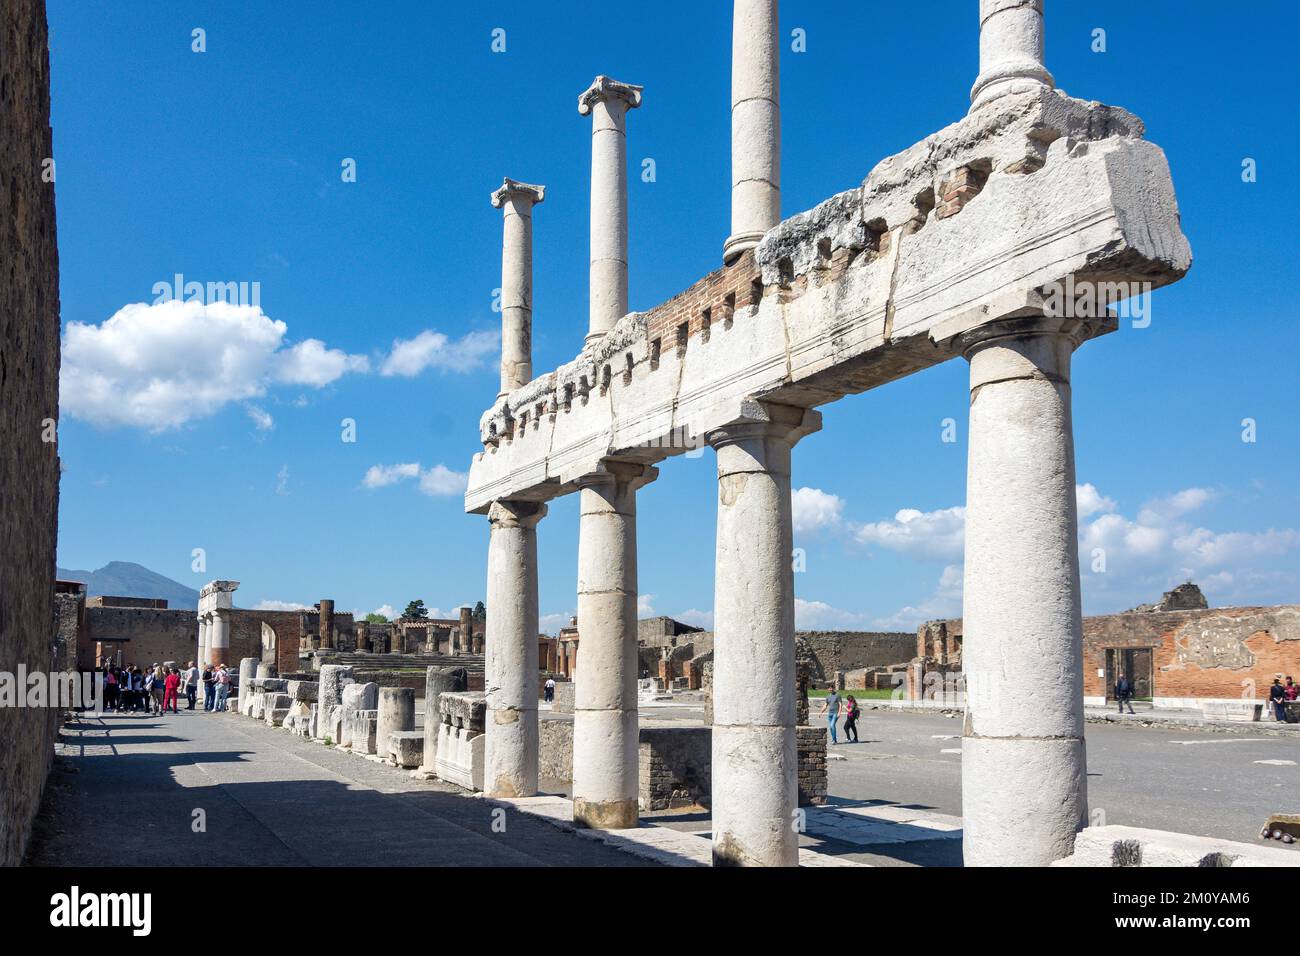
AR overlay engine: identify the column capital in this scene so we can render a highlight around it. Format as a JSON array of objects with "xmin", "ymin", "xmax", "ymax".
[
  {"xmin": 575, "ymin": 459, "xmax": 658, "ymax": 494},
  {"xmin": 956, "ymin": 314, "xmax": 1112, "ymax": 360},
  {"xmin": 487, "ymin": 499, "xmax": 547, "ymax": 529},
  {"xmin": 705, "ymin": 400, "xmax": 822, "ymax": 451},
  {"xmin": 491, "ymin": 177, "xmax": 546, "ymax": 209},
  {"xmin": 578, "ymin": 75, "xmax": 643, "ymax": 116}
]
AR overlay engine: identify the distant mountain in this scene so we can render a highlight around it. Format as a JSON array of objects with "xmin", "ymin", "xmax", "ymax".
[{"xmin": 56, "ymin": 561, "xmax": 200, "ymax": 611}]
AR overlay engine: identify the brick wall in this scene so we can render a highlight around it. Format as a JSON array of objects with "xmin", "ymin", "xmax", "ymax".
[
  {"xmin": 643, "ymin": 251, "xmax": 761, "ymax": 363},
  {"xmin": 638, "ymin": 727, "xmax": 711, "ymax": 811},
  {"xmin": 0, "ymin": 0, "xmax": 61, "ymax": 867},
  {"xmin": 87, "ymin": 607, "xmax": 196, "ymax": 667}
]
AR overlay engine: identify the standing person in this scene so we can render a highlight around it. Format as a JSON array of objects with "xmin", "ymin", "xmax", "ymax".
[
  {"xmin": 104, "ymin": 666, "xmax": 118, "ymax": 712},
  {"xmin": 202, "ymin": 663, "xmax": 216, "ymax": 712},
  {"xmin": 544, "ymin": 677, "xmax": 556, "ymax": 704},
  {"xmin": 1269, "ymin": 677, "xmax": 1287, "ymax": 722},
  {"xmin": 129, "ymin": 666, "xmax": 144, "ymax": 713},
  {"xmin": 819, "ymin": 687, "xmax": 842, "ymax": 745},
  {"xmin": 184, "ymin": 661, "xmax": 199, "ymax": 710},
  {"xmin": 1114, "ymin": 672, "xmax": 1136, "ymax": 715},
  {"xmin": 843, "ymin": 694, "xmax": 860, "ymax": 743},
  {"xmin": 150, "ymin": 665, "xmax": 167, "ymax": 715},
  {"xmin": 215, "ymin": 664, "xmax": 231, "ymax": 711},
  {"xmin": 163, "ymin": 667, "xmax": 181, "ymax": 714},
  {"xmin": 1285, "ymin": 676, "xmax": 1297, "ymax": 703}
]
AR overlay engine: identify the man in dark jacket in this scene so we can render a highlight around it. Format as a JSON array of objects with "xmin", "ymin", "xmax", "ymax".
[
  {"xmin": 1115, "ymin": 673, "xmax": 1135, "ymax": 714},
  {"xmin": 1269, "ymin": 678, "xmax": 1288, "ymax": 722}
]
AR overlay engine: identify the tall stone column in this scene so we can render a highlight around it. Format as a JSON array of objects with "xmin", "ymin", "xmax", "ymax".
[
  {"xmin": 572, "ymin": 462, "xmax": 656, "ymax": 829},
  {"xmin": 960, "ymin": 316, "xmax": 1090, "ymax": 866},
  {"xmin": 724, "ymin": 0, "xmax": 780, "ymax": 264},
  {"xmin": 319, "ymin": 598, "xmax": 335, "ymax": 650},
  {"xmin": 970, "ymin": 0, "xmax": 1054, "ymax": 110},
  {"xmin": 578, "ymin": 75, "xmax": 642, "ymax": 346},
  {"xmin": 491, "ymin": 178, "xmax": 545, "ymax": 397},
  {"xmin": 483, "ymin": 499, "xmax": 546, "ymax": 797},
  {"xmin": 707, "ymin": 402, "xmax": 821, "ymax": 866},
  {"xmin": 197, "ymin": 615, "xmax": 209, "ymax": 665},
  {"xmin": 208, "ymin": 609, "xmax": 230, "ymax": 667},
  {"xmin": 458, "ymin": 605, "xmax": 474, "ymax": 657}
]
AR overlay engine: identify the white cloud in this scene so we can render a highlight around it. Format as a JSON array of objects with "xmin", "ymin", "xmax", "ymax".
[
  {"xmin": 275, "ymin": 464, "xmax": 290, "ymax": 496},
  {"xmin": 371, "ymin": 604, "xmax": 397, "ymax": 620},
  {"xmin": 60, "ymin": 299, "xmax": 368, "ymax": 430},
  {"xmin": 539, "ymin": 612, "xmax": 572, "ymax": 636},
  {"xmin": 244, "ymin": 403, "xmax": 274, "ymax": 431},
  {"xmin": 673, "ymin": 608, "xmax": 714, "ymax": 630},
  {"xmin": 870, "ymin": 565, "xmax": 964, "ymax": 631},
  {"xmin": 794, "ymin": 598, "xmax": 868, "ymax": 629},
  {"xmin": 792, "ymin": 487, "xmax": 845, "ymax": 533},
  {"xmin": 854, "ymin": 506, "xmax": 966, "ymax": 561},
  {"xmin": 362, "ymin": 462, "xmax": 421, "ymax": 488},
  {"xmin": 637, "ymin": 593, "xmax": 656, "ymax": 616},
  {"xmin": 1075, "ymin": 482, "xmax": 1116, "ymax": 520},
  {"xmin": 362, "ymin": 462, "xmax": 467, "ymax": 497},
  {"xmin": 380, "ymin": 329, "xmax": 499, "ymax": 377},
  {"xmin": 418, "ymin": 464, "xmax": 469, "ymax": 497},
  {"xmin": 254, "ymin": 599, "xmax": 310, "ymax": 611}
]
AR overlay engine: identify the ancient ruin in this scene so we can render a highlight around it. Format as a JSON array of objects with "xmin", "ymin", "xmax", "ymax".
[{"xmin": 464, "ymin": 0, "xmax": 1192, "ymax": 866}]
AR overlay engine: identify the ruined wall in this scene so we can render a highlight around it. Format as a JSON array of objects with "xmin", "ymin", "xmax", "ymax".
[
  {"xmin": 1082, "ymin": 605, "xmax": 1300, "ymax": 702},
  {"xmin": 87, "ymin": 607, "xmax": 196, "ymax": 666},
  {"xmin": 0, "ymin": 0, "xmax": 61, "ymax": 867},
  {"xmin": 798, "ymin": 631, "xmax": 916, "ymax": 682},
  {"xmin": 227, "ymin": 609, "xmax": 305, "ymax": 673}
]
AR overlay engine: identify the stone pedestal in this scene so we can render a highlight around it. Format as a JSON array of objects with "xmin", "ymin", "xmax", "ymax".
[
  {"xmin": 423, "ymin": 666, "xmax": 468, "ymax": 771},
  {"xmin": 315, "ymin": 664, "xmax": 353, "ymax": 740},
  {"xmin": 707, "ymin": 402, "xmax": 820, "ymax": 866},
  {"xmin": 573, "ymin": 463, "xmax": 656, "ymax": 829},
  {"xmin": 960, "ymin": 318, "xmax": 1090, "ymax": 866},
  {"xmin": 377, "ymin": 687, "xmax": 415, "ymax": 761},
  {"xmin": 340, "ymin": 681, "xmax": 378, "ymax": 748},
  {"xmin": 483, "ymin": 500, "xmax": 545, "ymax": 797}
]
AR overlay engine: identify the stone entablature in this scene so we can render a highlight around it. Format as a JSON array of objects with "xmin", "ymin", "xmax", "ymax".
[{"xmin": 466, "ymin": 90, "xmax": 1189, "ymax": 512}]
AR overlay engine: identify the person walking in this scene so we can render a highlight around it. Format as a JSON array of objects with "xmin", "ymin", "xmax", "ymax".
[
  {"xmin": 1269, "ymin": 677, "xmax": 1288, "ymax": 722},
  {"xmin": 151, "ymin": 665, "xmax": 167, "ymax": 715},
  {"xmin": 163, "ymin": 667, "xmax": 181, "ymax": 714},
  {"xmin": 843, "ymin": 694, "xmax": 860, "ymax": 743},
  {"xmin": 184, "ymin": 661, "xmax": 199, "ymax": 710},
  {"xmin": 215, "ymin": 664, "xmax": 231, "ymax": 712},
  {"xmin": 1114, "ymin": 672, "xmax": 1136, "ymax": 715},
  {"xmin": 202, "ymin": 664, "xmax": 216, "ymax": 712},
  {"xmin": 544, "ymin": 677, "xmax": 556, "ymax": 704},
  {"xmin": 819, "ymin": 687, "xmax": 842, "ymax": 744}
]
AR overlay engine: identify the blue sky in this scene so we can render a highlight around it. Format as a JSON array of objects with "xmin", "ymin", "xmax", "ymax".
[{"xmin": 50, "ymin": 1, "xmax": 1299, "ymax": 631}]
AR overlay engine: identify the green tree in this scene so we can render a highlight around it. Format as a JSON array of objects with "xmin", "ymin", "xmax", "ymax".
[
  {"xmin": 472, "ymin": 601, "xmax": 486, "ymax": 622},
  {"xmin": 402, "ymin": 600, "xmax": 429, "ymax": 621},
  {"xmin": 364, "ymin": 612, "xmax": 389, "ymax": 624}
]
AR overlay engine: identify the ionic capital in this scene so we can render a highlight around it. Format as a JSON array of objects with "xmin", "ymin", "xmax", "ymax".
[
  {"xmin": 491, "ymin": 177, "xmax": 546, "ymax": 209},
  {"xmin": 576, "ymin": 460, "xmax": 658, "ymax": 495},
  {"xmin": 578, "ymin": 75, "xmax": 643, "ymax": 116},
  {"xmin": 704, "ymin": 400, "xmax": 822, "ymax": 452}
]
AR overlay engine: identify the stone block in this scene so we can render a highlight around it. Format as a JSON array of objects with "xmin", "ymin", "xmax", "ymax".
[
  {"xmin": 390, "ymin": 731, "xmax": 424, "ymax": 768},
  {"xmin": 287, "ymin": 680, "xmax": 319, "ymax": 703},
  {"xmin": 438, "ymin": 691, "xmax": 486, "ymax": 733},
  {"xmin": 347, "ymin": 710, "xmax": 378, "ymax": 755}
]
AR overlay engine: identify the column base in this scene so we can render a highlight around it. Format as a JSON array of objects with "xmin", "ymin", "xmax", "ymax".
[
  {"xmin": 573, "ymin": 797, "xmax": 638, "ymax": 830},
  {"xmin": 723, "ymin": 230, "xmax": 765, "ymax": 265}
]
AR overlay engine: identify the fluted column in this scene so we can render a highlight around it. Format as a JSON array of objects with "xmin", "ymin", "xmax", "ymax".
[
  {"xmin": 483, "ymin": 499, "xmax": 546, "ymax": 797},
  {"xmin": 724, "ymin": 0, "xmax": 780, "ymax": 264},
  {"xmin": 707, "ymin": 402, "xmax": 821, "ymax": 866},
  {"xmin": 970, "ymin": 0, "xmax": 1054, "ymax": 110},
  {"xmin": 491, "ymin": 178, "xmax": 546, "ymax": 396},
  {"xmin": 208, "ymin": 609, "xmax": 230, "ymax": 667},
  {"xmin": 572, "ymin": 462, "xmax": 657, "ymax": 829},
  {"xmin": 578, "ymin": 76, "xmax": 642, "ymax": 345},
  {"xmin": 960, "ymin": 315, "xmax": 1092, "ymax": 866}
]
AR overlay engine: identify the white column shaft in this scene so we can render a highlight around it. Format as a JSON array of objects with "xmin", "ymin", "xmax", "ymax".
[
  {"xmin": 725, "ymin": 0, "xmax": 780, "ymax": 263},
  {"xmin": 208, "ymin": 610, "xmax": 230, "ymax": 666},
  {"xmin": 483, "ymin": 500, "xmax": 545, "ymax": 797},
  {"xmin": 572, "ymin": 466, "xmax": 653, "ymax": 828},
  {"xmin": 961, "ymin": 325, "xmax": 1087, "ymax": 866},
  {"xmin": 588, "ymin": 99, "xmax": 630, "ymax": 342},
  {"xmin": 500, "ymin": 197, "xmax": 535, "ymax": 394},
  {"xmin": 708, "ymin": 405, "xmax": 818, "ymax": 866}
]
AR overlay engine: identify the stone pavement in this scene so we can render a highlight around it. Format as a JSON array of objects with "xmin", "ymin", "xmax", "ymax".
[{"xmin": 26, "ymin": 709, "xmax": 652, "ymax": 867}]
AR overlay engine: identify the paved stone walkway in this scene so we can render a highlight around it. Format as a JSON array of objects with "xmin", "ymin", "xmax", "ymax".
[{"xmin": 27, "ymin": 709, "xmax": 652, "ymax": 867}]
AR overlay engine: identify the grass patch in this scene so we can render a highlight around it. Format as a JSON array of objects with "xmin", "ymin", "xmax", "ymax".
[{"xmin": 807, "ymin": 688, "xmax": 895, "ymax": 700}]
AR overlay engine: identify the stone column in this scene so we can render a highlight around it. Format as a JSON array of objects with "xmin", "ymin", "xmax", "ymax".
[
  {"xmin": 491, "ymin": 178, "xmax": 545, "ymax": 397},
  {"xmin": 970, "ymin": 0, "xmax": 1054, "ymax": 111},
  {"xmin": 458, "ymin": 606, "xmax": 473, "ymax": 656},
  {"xmin": 483, "ymin": 499, "xmax": 546, "ymax": 797},
  {"xmin": 237, "ymin": 657, "xmax": 258, "ymax": 710},
  {"xmin": 960, "ymin": 316, "xmax": 1090, "ymax": 866},
  {"xmin": 198, "ymin": 615, "xmax": 209, "ymax": 666},
  {"xmin": 572, "ymin": 462, "xmax": 656, "ymax": 829},
  {"xmin": 356, "ymin": 621, "xmax": 370, "ymax": 652},
  {"xmin": 319, "ymin": 599, "xmax": 335, "ymax": 650},
  {"xmin": 724, "ymin": 0, "xmax": 780, "ymax": 264},
  {"xmin": 377, "ymin": 687, "xmax": 415, "ymax": 761},
  {"xmin": 208, "ymin": 609, "xmax": 230, "ymax": 667},
  {"xmin": 707, "ymin": 402, "xmax": 821, "ymax": 866},
  {"xmin": 578, "ymin": 75, "xmax": 642, "ymax": 346}
]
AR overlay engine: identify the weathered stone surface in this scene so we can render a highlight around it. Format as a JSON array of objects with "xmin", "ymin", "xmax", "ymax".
[
  {"xmin": 377, "ymin": 688, "xmax": 415, "ymax": 759},
  {"xmin": 340, "ymin": 681, "xmax": 379, "ymax": 748},
  {"xmin": 423, "ymin": 667, "xmax": 468, "ymax": 769},
  {"xmin": 315, "ymin": 665, "xmax": 354, "ymax": 740},
  {"xmin": 287, "ymin": 680, "xmax": 319, "ymax": 703},
  {"xmin": 440, "ymin": 692, "xmax": 486, "ymax": 732},
  {"xmin": 347, "ymin": 709, "xmax": 378, "ymax": 755},
  {"xmin": 390, "ymin": 731, "xmax": 424, "ymax": 768},
  {"xmin": 1057, "ymin": 825, "xmax": 1300, "ymax": 868}
]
